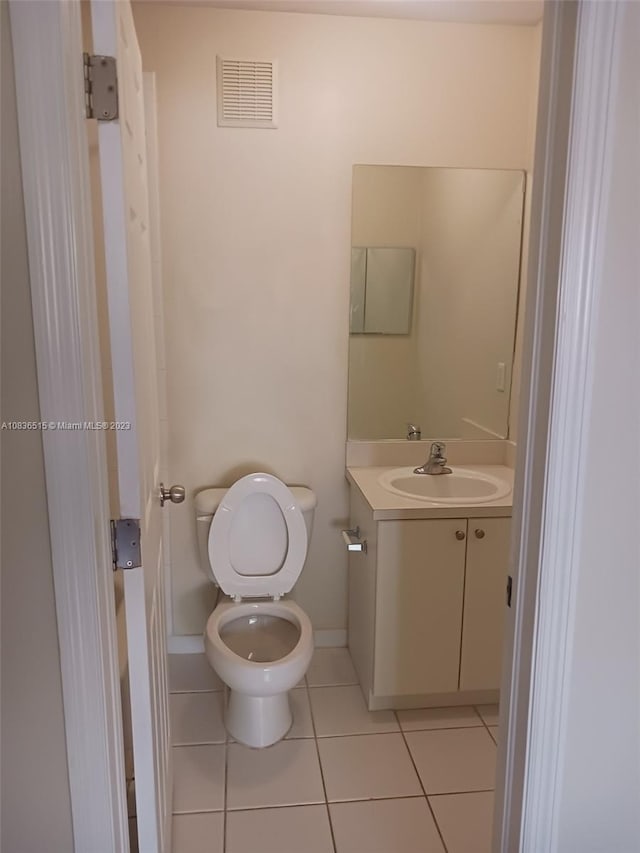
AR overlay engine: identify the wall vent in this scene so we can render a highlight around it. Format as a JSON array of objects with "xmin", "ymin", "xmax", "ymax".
[{"xmin": 216, "ymin": 57, "xmax": 278, "ymax": 129}]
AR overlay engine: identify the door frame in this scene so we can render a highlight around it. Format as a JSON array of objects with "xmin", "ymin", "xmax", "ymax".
[
  {"xmin": 495, "ymin": 1, "xmax": 624, "ymax": 849},
  {"xmin": 8, "ymin": 0, "xmax": 624, "ymax": 849},
  {"xmin": 8, "ymin": 1, "xmax": 129, "ymax": 848}
]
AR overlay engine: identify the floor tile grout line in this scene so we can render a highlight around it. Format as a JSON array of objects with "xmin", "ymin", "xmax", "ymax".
[
  {"xmin": 396, "ymin": 723, "xmax": 486, "ymax": 734},
  {"xmin": 172, "ymin": 724, "xmax": 494, "ymax": 748},
  {"xmin": 308, "ymin": 724, "xmax": 401, "ymax": 739},
  {"xmin": 480, "ymin": 715, "xmax": 499, "ymax": 746},
  {"xmin": 173, "ymin": 790, "xmax": 485, "ymax": 817},
  {"xmin": 224, "ymin": 798, "xmax": 327, "ymax": 813},
  {"xmin": 173, "ymin": 740, "xmax": 227, "ymax": 747},
  {"xmin": 427, "ymin": 787, "xmax": 496, "ymax": 798},
  {"xmin": 306, "ymin": 680, "xmax": 338, "ymax": 853},
  {"xmin": 173, "ymin": 801, "xmax": 326, "ymax": 816},
  {"xmin": 395, "ymin": 710, "xmax": 450, "ymax": 853},
  {"xmin": 472, "ymin": 703, "xmax": 499, "ymax": 746},
  {"xmin": 172, "ymin": 808, "xmax": 226, "ymax": 816},
  {"xmin": 224, "ymin": 793, "xmax": 429, "ymax": 812},
  {"xmin": 270, "ymin": 724, "xmax": 486, "ymax": 742},
  {"xmin": 470, "ymin": 704, "xmax": 486, "ymax": 725},
  {"xmin": 222, "ymin": 689, "xmax": 229, "ymax": 853},
  {"xmin": 169, "ymin": 688, "xmax": 223, "ymax": 695},
  {"xmin": 473, "ymin": 702, "xmax": 498, "ymax": 725}
]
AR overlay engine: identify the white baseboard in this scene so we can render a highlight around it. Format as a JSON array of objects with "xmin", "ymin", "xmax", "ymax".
[
  {"xmin": 167, "ymin": 629, "xmax": 347, "ymax": 655},
  {"xmin": 167, "ymin": 635, "xmax": 204, "ymax": 654},
  {"xmin": 314, "ymin": 629, "xmax": 347, "ymax": 647}
]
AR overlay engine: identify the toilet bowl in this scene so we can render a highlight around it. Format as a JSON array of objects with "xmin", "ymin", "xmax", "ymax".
[{"xmin": 195, "ymin": 473, "xmax": 316, "ymax": 748}]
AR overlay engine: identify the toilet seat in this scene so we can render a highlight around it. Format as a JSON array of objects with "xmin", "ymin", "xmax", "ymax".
[{"xmin": 208, "ymin": 473, "xmax": 308, "ymax": 601}]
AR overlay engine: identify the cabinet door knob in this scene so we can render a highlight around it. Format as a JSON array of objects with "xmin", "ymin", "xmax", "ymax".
[
  {"xmin": 455, "ymin": 530, "xmax": 465, "ymax": 541},
  {"xmin": 475, "ymin": 528, "xmax": 485, "ymax": 539}
]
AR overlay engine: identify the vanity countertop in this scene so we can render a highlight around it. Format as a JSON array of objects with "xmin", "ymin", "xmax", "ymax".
[{"xmin": 346, "ymin": 464, "xmax": 514, "ymax": 520}]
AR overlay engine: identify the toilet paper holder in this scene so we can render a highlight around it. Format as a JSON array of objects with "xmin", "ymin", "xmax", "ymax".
[{"xmin": 341, "ymin": 526, "xmax": 367, "ymax": 553}]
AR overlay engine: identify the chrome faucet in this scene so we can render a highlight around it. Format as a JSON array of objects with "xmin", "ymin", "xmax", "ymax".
[
  {"xmin": 414, "ymin": 442, "xmax": 452, "ymax": 475},
  {"xmin": 407, "ymin": 422, "xmax": 421, "ymax": 441}
]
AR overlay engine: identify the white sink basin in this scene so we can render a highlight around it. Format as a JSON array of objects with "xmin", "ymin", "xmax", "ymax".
[{"xmin": 377, "ymin": 466, "xmax": 512, "ymax": 504}]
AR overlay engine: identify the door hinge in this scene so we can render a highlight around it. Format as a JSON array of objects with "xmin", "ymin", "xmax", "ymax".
[
  {"xmin": 83, "ymin": 53, "xmax": 118, "ymax": 121},
  {"xmin": 111, "ymin": 518, "xmax": 141, "ymax": 570}
]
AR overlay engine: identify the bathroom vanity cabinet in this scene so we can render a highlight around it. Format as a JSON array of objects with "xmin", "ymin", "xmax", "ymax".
[{"xmin": 347, "ymin": 475, "xmax": 511, "ymax": 710}]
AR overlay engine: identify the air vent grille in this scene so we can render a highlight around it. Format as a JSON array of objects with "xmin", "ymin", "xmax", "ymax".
[{"xmin": 217, "ymin": 58, "xmax": 278, "ymax": 128}]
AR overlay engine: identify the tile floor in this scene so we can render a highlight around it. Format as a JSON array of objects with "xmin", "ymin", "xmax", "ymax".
[{"xmin": 136, "ymin": 649, "xmax": 500, "ymax": 852}]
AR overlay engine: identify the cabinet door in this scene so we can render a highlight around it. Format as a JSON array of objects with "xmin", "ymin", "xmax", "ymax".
[
  {"xmin": 374, "ymin": 519, "xmax": 466, "ymax": 697},
  {"xmin": 459, "ymin": 517, "xmax": 511, "ymax": 691}
]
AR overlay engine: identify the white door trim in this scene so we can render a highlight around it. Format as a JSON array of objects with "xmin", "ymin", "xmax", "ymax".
[
  {"xmin": 496, "ymin": 1, "xmax": 622, "ymax": 849},
  {"xmin": 9, "ymin": 2, "xmax": 129, "ymax": 849},
  {"xmin": 522, "ymin": 3, "xmax": 620, "ymax": 846}
]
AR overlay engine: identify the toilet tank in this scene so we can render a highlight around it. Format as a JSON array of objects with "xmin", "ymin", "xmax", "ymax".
[{"xmin": 194, "ymin": 484, "xmax": 317, "ymax": 582}]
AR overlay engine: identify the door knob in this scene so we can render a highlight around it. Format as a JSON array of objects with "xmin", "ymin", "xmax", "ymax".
[
  {"xmin": 475, "ymin": 528, "xmax": 485, "ymax": 539},
  {"xmin": 160, "ymin": 483, "xmax": 185, "ymax": 506},
  {"xmin": 455, "ymin": 530, "xmax": 465, "ymax": 541}
]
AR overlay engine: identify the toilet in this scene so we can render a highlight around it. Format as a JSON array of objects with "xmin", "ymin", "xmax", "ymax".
[{"xmin": 194, "ymin": 473, "xmax": 316, "ymax": 748}]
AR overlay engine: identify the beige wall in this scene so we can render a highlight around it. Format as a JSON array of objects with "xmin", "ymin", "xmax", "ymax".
[
  {"xmin": 0, "ymin": 2, "xmax": 74, "ymax": 848},
  {"xmin": 509, "ymin": 21, "xmax": 543, "ymax": 439},
  {"xmin": 132, "ymin": 4, "xmax": 541, "ymax": 635}
]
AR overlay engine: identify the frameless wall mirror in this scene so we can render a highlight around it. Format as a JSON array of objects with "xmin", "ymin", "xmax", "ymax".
[{"xmin": 348, "ymin": 165, "xmax": 525, "ymax": 440}]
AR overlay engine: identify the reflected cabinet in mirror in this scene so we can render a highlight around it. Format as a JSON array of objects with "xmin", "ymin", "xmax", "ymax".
[{"xmin": 348, "ymin": 165, "xmax": 525, "ymax": 441}]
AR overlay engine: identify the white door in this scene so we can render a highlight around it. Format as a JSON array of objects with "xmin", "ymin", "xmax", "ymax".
[{"xmin": 91, "ymin": 2, "xmax": 172, "ymax": 850}]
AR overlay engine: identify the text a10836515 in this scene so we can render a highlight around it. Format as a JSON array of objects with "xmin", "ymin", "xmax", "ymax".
[{"xmin": 0, "ymin": 420, "xmax": 132, "ymax": 431}]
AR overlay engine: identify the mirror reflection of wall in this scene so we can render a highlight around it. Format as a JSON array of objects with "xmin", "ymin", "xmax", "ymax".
[
  {"xmin": 347, "ymin": 165, "xmax": 525, "ymax": 441},
  {"xmin": 350, "ymin": 247, "xmax": 416, "ymax": 335}
]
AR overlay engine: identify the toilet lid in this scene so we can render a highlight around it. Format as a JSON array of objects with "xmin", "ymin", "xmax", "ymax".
[{"xmin": 208, "ymin": 473, "xmax": 308, "ymax": 600}]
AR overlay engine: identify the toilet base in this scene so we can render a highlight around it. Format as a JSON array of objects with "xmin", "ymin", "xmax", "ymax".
[{"xmin": 226, "ymin": 689, "xmax": 293, "ymax": 748}]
